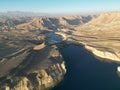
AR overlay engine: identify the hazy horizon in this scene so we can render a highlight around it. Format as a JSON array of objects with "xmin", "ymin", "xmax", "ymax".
[{"xmin": 0, "ymin": 0, "xmax": 120, "ymax": 14}]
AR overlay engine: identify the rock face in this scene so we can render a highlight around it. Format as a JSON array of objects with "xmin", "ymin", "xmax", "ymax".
[
  {"xmin": 3, "ymin": 62, "xmax": 66, "ymax": 90},
  {"xmin": 33, "ymin": 42, "xmax": 45, "ymax": 50},
  {"xmin": 117, "ymin": 66, "xmax": 120, "ymax": 72},
  {"xmin": 0, "ymin": 45, "xmax": 66, "ymax": 90},
  {"xmin": 85, "ymin": 45, "xmax": 120, "ymax": 62}
]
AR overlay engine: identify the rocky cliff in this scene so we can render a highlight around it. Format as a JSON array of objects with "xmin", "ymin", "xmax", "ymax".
[
  {"xmin": 85, "ymin": 45, "xmax": 120, "ymax": 62},
  {"xmin": 3, "ymin": 62, "xmax": 66, "ymax": 90},
  {"xmin": 0, "ymin": 45, "xmax": 66, "ymax": 90}
]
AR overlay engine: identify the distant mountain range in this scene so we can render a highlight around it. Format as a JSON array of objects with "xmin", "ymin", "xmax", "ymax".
[
  {"xmin": 0, "ymin": 12, "xmax": 96, "ymax": 32},
  {"xmin": 0, "ymin": 11, "xmax": 50, "ymax": 17}
]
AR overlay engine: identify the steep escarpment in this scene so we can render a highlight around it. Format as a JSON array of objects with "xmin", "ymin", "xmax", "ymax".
[
  {"xmin": 0, "ymin": 44, "xmax": 66, "ymax": 90},
  {"xmin": 2, "ymin": 62, "xmax": 66, "ymax": 90}
]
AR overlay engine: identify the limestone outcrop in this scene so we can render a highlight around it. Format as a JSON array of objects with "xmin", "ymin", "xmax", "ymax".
[
  {"xmin": 33, "ymin": 42, "xmax": 45, "ymax": 51},
  {"xmin": 85, "ymin": 45, "xmax": 120, "ymax": 62},
  {"xmin": 3, "ymin": 62, "xmax": 66, "ymax": 90},
  {"xmin": 0, "ymin": 45, "xmax": 66, "ymax": 90}
]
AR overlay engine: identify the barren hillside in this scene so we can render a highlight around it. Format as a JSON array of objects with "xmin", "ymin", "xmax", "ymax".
[{"xmin": 69, "ymin": 12, "xmax": 120, "ymax": 62}]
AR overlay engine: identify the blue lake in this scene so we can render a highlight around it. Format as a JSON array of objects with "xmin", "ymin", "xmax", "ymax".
[
  {"xmin": 45, "ymin": 32, "xmax": 63, "ymax": 45},
  {"xmin": 53, "ymin": 45, "xmax": 120, "ymax": 90}
]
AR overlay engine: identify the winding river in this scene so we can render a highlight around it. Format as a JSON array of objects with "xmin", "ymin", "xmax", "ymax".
[{"xmin": 53, "ymin": 45, "xmax": 120, "ymax": 90}]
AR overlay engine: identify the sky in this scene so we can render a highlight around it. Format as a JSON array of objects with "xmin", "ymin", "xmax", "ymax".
[{"xmin": 0, "ymin": 0, "xmax": 120, "ymax": 14}]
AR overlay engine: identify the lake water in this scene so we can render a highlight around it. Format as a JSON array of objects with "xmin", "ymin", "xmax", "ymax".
[
  {"xmin": 45, "ymin": 32, "xmax": 63, "ymax": 45},
  {"xmin": 53, "ymin": 45, "xmax": 120, "ymax": 90}
]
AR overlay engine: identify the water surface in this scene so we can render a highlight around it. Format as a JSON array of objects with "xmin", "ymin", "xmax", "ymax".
[
  {"xmin": 53, "ymin": 45, "xmax": 120, "ymax": 90},
  {"xmin": 45, "ymin": 32, "xmax": 63, "ymax": 45}
]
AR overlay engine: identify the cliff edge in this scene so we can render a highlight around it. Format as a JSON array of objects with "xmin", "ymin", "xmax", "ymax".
[{"xmin": 0, "ymin": 45, "xmax": 66, "ymax": 90}]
